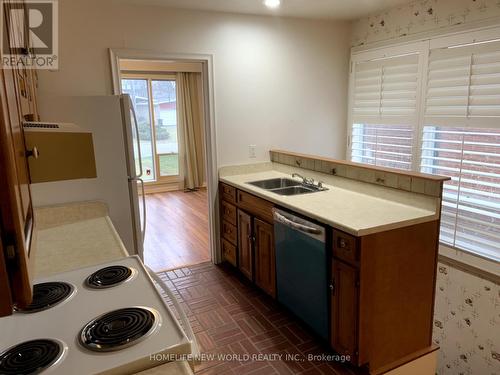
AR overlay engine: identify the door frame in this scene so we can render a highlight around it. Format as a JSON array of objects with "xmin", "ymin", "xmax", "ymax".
[{"xmin": 109, "ymin": 48, "xmax": 220, "ymax": 264}]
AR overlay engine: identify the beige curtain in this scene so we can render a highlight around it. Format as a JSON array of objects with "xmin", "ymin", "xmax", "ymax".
[{"xmin": 177, "ymin": 72, "xmax": 206, "ymax": 191}]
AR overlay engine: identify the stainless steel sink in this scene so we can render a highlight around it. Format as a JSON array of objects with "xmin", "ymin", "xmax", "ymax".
[
  {"xmin": 247, "ymin": 177, "xmax": 327, "ymax": 196},
  {"xmin": 247, "ymin": 178, "xmax": 301, "ymax": 190},
  {"xmin": 272, "ymin": 186, "xmax": 318, "ymax": 195}
]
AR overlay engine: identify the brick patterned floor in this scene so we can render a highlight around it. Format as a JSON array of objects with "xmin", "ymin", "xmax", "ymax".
[{"xmin": 157, "ymin": 262, "xmax": 366, "ymax": 375}]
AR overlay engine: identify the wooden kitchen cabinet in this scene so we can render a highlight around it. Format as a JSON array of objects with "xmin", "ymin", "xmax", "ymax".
[
  {"xmin": 219, "ymin": 182, "xmax": 441, "ymax": 373},
  {"xmin": 330, "ymin": 222, "xmax": 440, "ymax": 372},
  {"xmin": 0, "ymin": 0, "xmax": 40, "ymax": 316},
  {"xmin": 254, "ymin": 218, "xmax": 276, "ymax": 298},
  {"xmin": 220, "ymin": 183, "xmax": 276, "ymax": 296},
  {"xmin": 237, "ymin": 209, "xmax": 253, "ymax": 280},
  {"xmin": 331, "ymin": 260, "xmax": 359, "ymax": 362}
]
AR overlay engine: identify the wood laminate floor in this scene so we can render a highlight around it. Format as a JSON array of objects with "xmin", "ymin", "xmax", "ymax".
[
  {"xmin": 158, "ymin": 262, "xmax": 366, "ymax": 375},
  {"xmin": 144, "ymin": 189, "xmax": 210, "ymax": 272}
]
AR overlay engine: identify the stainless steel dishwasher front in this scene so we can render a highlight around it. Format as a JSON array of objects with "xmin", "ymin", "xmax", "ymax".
[{"xmin": 273, "ymin": 208, "xmax": 328, "ymax": 340}]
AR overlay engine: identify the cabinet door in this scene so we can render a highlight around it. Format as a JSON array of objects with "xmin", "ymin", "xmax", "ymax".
[
  {"xmin": 254, "ymin": 218, "xmax": 276, "ymax": 298},
  {"xmin": 237, "ymin": 209, "xmax": 253, "ymax": 280},
  {"xmin": 331, "ymin": 260, "xmax": 358, "ymax": 363},
  {"xmin": 0, "ymin": 69, "xmax": 35, "ymax": 313}
]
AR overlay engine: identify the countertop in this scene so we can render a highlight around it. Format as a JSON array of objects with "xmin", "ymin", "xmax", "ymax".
[
  {"xmin": 33, "ymin": 201, "xmax": 129, "ymax": 278},
  {"xmin": 219, "ymin": 163, "xmax": 440, "ymax": 236}
]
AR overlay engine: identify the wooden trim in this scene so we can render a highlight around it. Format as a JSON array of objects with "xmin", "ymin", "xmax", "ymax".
[
  {"xmin": 121, "ymin": 72, "xmax": 177, "ymax": 80},
  {"xmin": 270, "ymin": 149, "xmax": 450, "ymax": 182},
  {"xmin": 120, "ymin": 59, "xmax": 202, "ymax": 73},
  {"xmin": 370, "ymin": 345, "xmax": 439, "ymax": 375},
  {"xmin": 438, "ymin": 254, "xmax": 500, "ymax": 284},
  {"xmin": 144, "ymin": 180, "xmax": 180, "ymax": 194}
]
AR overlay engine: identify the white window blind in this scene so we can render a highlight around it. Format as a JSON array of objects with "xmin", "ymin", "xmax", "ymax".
[
  {"xmin": 352, "ymin": 54, "xmax": 420, "ymax": 125},
  {"xmin": 349, "ymin": 33, "xmax": 500, "ymax": 262},
  {"xmin": 351, "ymin": 124, "xmax": 413, "ymax": 170},
  {"xmin": 421, "ymin": 127, "xmax": 500, "ymax": 261},
  {"xmin": 425, "ymin": 40, "xmax": 500, "ymax": 126}
]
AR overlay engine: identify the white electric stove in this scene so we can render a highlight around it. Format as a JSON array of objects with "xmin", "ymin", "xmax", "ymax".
[{"xmin": 0, "ymin": 256, "xmax": 196, "ymax": 375}]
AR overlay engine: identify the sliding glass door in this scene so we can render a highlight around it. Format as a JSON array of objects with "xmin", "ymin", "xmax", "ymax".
[
  {"xmin": 152, "ymin": 80, "xmax": 179, "ymax": 177},
  {"xmin": 121, "ymin": 75, "xmax": 179, "ymax": 184}
]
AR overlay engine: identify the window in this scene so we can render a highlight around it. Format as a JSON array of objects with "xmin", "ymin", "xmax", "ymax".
[
  {"xmin": 351, "ymin": 123, "xmax": 414, "ymax": 170},
  {"xmin": 152, "ymin": 80, "xmax": 179, "ymax": 177},
  {"xmin": 348, "ymin": 32, "xmax": 500, "ymax": 262},
  {"xmin": 350, "ymin": 47, "xmax": 422, "ymax": 171},
  {"xmin": 121, "ymin": 78, "xmax": 155, "ymax": 182},
  {"xmin": 421, "ymin": 127, "xmax": 500, "ymax": 261},
  {"xmin": 121, "ymin": 75, "xmax": 179, "ymax": 183}
]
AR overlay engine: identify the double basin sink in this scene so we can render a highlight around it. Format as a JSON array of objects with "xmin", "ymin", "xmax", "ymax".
[{"xmin": 247, "ymin": 178, "xmax": 327, "ymax": 196}]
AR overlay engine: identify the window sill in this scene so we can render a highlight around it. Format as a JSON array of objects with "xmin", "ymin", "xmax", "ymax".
[{"xmin": 438, "ymin": 244, "xmax": 500, "ymax": 283}]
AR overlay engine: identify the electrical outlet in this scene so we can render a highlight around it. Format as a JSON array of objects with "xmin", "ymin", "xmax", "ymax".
[{"xmin": 248, "ymin": 145, "xmax": 256, "ymax": 158}]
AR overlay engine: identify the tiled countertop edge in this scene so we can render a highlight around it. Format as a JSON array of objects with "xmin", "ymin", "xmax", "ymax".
[{"xmin": 270, "ymin": 149, "xmax": 449, "ymax": 198}]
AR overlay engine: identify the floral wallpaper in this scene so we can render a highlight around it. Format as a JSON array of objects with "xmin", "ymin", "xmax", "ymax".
[
  {"xmin": 433, "ymin": 261, "xmax": 500, "ymax": 375},
  {"xmin": 351, "ymin": 0, "xmax": 500, "ymax": 46}
]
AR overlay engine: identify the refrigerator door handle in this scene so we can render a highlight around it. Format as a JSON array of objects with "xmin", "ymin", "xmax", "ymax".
[
  {"xmin": 138, "ymin": 177, "xmax": 146, "ymax": 243},
  {"xmin": 129, "ymin": 96, "xmax": 143, "ymax": 178}
]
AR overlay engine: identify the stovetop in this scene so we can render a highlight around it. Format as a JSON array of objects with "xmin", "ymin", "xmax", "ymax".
[{"xmin": 0, "ymin": 256, "xmax": 190, "ymax": 375}]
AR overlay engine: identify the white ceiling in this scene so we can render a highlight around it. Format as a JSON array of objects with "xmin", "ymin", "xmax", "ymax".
[{"xmin": 117, "ymin": 0, "xmax": 411, "ymax": 20}]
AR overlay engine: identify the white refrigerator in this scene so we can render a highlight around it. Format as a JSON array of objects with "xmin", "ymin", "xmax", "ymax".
[{"xmin": 32, "ymin": 94, "xmax": 146, "ymax": 259}]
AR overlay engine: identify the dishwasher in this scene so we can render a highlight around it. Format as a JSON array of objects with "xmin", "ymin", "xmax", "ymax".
[{"xmin": 273, "ymin": 208, "xmax": 328, "ymax": 340}]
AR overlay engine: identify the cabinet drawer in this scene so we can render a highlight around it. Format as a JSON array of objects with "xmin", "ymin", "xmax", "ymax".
[
  {"xmin": 222, "ymin": 239, "xmax": 237, "ymax": 267},
  {"xmin": 222, "ymin": 220, "xmax": 237, "ymax": 245},
  {"xmin": 332, "ymin": 230, "xmax": 358, "ymax": 265},
  {"xmin": 221, "ymin": 200, "xmax": 237, "ymax": 226},
  {"xmin": 237, "ymin": 190, "xmax": 274, "ymax": 223},
  {"xmin": 220, "ymin": 183, "xmax": 236, "ymax": 203}
]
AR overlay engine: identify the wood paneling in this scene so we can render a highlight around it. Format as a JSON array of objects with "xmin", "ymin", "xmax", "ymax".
[
  {"xmin": 357, "ymin": 220, "xmax": 440, "ymax": 372},
  {"xmin": 143, "ymin": 189, "xmax": 210, "ymax": 272},
  {"xmin": 236, "ymin": 190, "xmax": 274, "ymax": 223},
  {"xmin": 237, "ymin": 209, "xmax": 253, "ymax": 281},
  {"xmin": 331, "ymin": 260, "xmax": 359, "ymax": 364},
  {"xmin": 254, "ymin": 218, "xmax": 276, "ymax": 298}
]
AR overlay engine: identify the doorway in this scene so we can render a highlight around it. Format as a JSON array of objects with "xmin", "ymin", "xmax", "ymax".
[{"xmin": 113, "ymin": 56, "xmax": 214, "ymax": 272}]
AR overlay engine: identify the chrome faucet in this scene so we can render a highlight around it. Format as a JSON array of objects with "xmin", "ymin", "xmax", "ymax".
[{"xmin": 292, "ymin": 173, "xmax": 314, "ymax": 185}]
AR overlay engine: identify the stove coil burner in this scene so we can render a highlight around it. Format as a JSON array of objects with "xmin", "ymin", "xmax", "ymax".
[
  {"xmin": 15, "ymin": 282, "xmax": 74, "ymax": 313},
  {"xmin": 79, "ymin": 307, "xmax": 159, "ymax": 352},
  {"xmin": 85, "ymin": 265, "xmax": 135, "ymax": 289},
  {"xmin": 0, "ymin": 339, "xmax": 63, "ymax": 375}
]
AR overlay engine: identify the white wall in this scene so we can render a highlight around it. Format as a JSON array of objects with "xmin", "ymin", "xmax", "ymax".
[{"xmin": 37, "ymin": 0, "xmax": 351, "ymax": 166}]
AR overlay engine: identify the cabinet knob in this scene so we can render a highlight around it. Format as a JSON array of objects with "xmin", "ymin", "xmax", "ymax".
[
  {"xmin": 339, "ymin": 238, "xmax": 347, "ymax": 249},
  {"xmin": 329, "ymin": 281, "xmax": 335, "ymax": 294},
  {"xmin": 26, "ymin": 146, "xmax": 39, "ymax": 159}
]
